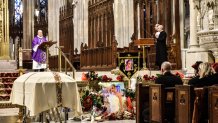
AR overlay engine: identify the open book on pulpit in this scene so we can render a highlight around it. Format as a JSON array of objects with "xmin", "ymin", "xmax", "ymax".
[{"xmin": 38, "ymin": 41, "xmax": 57, "ymax": 51}]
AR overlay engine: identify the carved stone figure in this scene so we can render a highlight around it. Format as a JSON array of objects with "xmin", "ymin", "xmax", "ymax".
[
  {"xmin": 208, "ymin": 8, "xmax": 214, "ymax": 24},
  {"xmin": 197, "ymin": 11, "xmax": 201, "ymax": 27}
]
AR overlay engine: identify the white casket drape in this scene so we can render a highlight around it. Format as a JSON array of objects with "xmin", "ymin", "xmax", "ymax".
[{"xmin": 10, "ymin": 72, "xmax": 82, "ymax": 116}]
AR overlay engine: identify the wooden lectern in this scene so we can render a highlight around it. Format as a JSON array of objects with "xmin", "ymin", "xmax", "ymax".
[
  {"xmin": 38, "ymin": 41, "xmax": 57, "ymax": 71},
  {"xmin": 134, "ymin": 38, "xmax": 155, "ymax": 69}
]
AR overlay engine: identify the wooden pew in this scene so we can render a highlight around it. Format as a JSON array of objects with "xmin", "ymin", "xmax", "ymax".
[
  {"xmin": 136, "ymin": 83, "xmax": 150, "ymax": 123},
  {"xmin": 149, "ymin": 84, "xmax": 175, "ymax": 123},
  {"xmin": 208, "ymin": 86, "xmax": 218, "ymax": 123},
  {"xmin": 192, "ymin": 87, "xmax": 208, "ymax": 123},
  {"xmin": 175, "ymin": 85, "xmax": 194, "ymax": 123}
]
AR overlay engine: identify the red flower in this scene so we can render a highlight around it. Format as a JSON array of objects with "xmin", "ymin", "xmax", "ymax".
[
  {"xmin": 116, "ymin": 75, "xmax": 124, "ymax": 81},
  {"xmin": 143, "ymin": 74, "xmax": 157, "ymax": 81},
  {"xmin": 175, "ymin": 71, "xmax": 184, "ymax": 78},
  {"xmin": 82, "ymin": 96, "xmax": 93, "ymax": 111}
]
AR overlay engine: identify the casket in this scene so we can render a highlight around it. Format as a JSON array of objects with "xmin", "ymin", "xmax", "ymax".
[{"xmin": 10, "ymin": 72, "xmax": 82, "ymax": 116}]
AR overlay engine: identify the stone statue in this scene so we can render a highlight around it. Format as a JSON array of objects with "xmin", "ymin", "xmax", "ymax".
[
  {"xmin": 197, "ymin": 11, "xmax": 201, "ymax": 26},
  {"xmin": 208, "ymin": 7, "xmax": 214, "ymax": 24}
]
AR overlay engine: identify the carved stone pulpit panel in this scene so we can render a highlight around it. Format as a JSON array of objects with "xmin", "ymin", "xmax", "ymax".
[{"xmin": 196, "ymin": 0, "xmax": 218, "ymax": 61}]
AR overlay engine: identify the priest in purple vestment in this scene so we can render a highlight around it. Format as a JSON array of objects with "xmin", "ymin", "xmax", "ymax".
[{"xmin": 32, "ymin": 30, "xmax": 47, "ymax": 71}]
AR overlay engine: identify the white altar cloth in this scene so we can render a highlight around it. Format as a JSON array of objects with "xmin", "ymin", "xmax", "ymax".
[{"xmin": 10, "ymin": 72, "xmax": 82, "ymax": 116}]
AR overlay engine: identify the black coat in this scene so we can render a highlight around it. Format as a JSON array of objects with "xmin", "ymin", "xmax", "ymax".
[
  {"xmin": 155, "ymin": 72, "xmax": 183, "ymax": 87},
  {"xmin": 188, "ymin": 73, "xmax": 218, "ymax": 87},
  {"xmin": 188, "ymin": 76, "xmax": 200, "ymax": 85},
  {"xmin": 156, "ymin": 31, "xmax": 168, "ymax": 67}
]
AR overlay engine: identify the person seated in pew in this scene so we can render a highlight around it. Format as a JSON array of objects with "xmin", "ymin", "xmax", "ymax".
[
  {"xmin": 209, "ymin": 63, "xmax": 218, "ymax": 85},
  {"xmin": 188, "ymin": 61, "xmax": 203, "ymax": 85},
  {"xmin": 155, "ymin": 61, "xmax": 183, "ymax": 87},
  {"xmin": 212, "ymin": 62, "xmax": 218, "ymax": 74},
  {"xmin": 188, "ymin": 62, "xmax": 216, "ymax": 87}
]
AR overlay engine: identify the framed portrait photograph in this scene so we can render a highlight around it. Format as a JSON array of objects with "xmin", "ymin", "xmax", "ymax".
[{"xmin": 125, "ymin": 59, "xmax": 133, "ymax": 71}]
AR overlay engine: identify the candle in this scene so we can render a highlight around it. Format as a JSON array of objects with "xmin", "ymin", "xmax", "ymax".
[{"xmin": 130, "ymin": 78, "xmax": 137, "ymax": 91}]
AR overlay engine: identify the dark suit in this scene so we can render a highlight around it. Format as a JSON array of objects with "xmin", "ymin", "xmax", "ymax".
[
  {"xmin": 156, "ymin": 31, "xmax": 168, "ymax": 68},
  {"xmin": 188, "ymin": 76, "xmax": 200, "ymax": 86},
  {"xmin": 155, "ymin": 71, "xmax": 183, "ymax": 87},
  {"xmin": 155, "ymin": 71, "xmax": 183, "ymax": 123}
]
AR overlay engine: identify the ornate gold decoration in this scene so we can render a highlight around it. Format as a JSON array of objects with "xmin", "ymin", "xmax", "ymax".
[
  {"xmin": 52, "ymin": 72, "xmax": 62, "ymax": 106},
  {"xmin": 0, "ymin": 0, "xmax": 10, "ymax": 59}
]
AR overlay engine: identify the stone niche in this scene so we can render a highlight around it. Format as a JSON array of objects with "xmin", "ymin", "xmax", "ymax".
[{"xmin": 197, "ymin": 0, "xmax": 218, "ymax": 61}]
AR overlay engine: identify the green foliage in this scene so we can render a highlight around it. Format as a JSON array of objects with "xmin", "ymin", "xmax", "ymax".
[{"xmin": 122, "ymin": 89, "xmax": 135, "ymax": 100}]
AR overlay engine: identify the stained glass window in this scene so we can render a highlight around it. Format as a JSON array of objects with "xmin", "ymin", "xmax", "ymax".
[
  {"xmin": 38, "ymin": 0, "xmax": 47, "ymax": 22},
  {"xmin": 14, "ymin": 0, "xmax": 22, "ymax": 25}
]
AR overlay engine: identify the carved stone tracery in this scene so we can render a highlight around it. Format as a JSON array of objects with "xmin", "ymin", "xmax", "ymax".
[{"xmin": 197, "ymin": 0, "xmax": 218, "ymax": 61}]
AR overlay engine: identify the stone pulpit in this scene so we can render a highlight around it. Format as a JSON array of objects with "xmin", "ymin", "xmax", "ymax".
[{"xmin": 196, "ymin": 0, "xmax": 218, "ymax": 62}]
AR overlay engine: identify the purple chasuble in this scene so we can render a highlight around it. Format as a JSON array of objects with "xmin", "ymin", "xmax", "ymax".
[{"xmin": 32, "ymin": 36, "xmax": 47, "ymax": 63}]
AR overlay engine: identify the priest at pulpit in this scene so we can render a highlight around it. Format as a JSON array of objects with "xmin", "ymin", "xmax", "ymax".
[{"xmin": 32, "ymin": 30, "xmax": 47, "ymax": 71}]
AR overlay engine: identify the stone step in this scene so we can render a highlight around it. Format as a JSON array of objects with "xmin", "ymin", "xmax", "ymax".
[{"xmin": 0, "ymin": 60, "xmax": 17, "ymax": 71}]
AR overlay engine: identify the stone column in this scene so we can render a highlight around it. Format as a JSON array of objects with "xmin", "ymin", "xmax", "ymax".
[
  {"xmin": 179, "ymin": 0, "xmax": 184, "ymax": 49},
  {"xmin": 23, "ymin": 0, "xmax": 34, "ymax": 49},
  {"xmin": 179, "ymin": 0, "xmax": 187, "ymax": 70},
  {"xmin": 48, "ymin": 0, "xmax": 60, "ymax": 56},
  {"xmin": 189, "ymin": 0, "xmax": 198, "ymax": 49}
]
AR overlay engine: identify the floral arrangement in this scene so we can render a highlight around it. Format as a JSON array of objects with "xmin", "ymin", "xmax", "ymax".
[
  {"xmin": 116, "ymin": 75, "xmax": 124, "ymax": 81},
  {"xmin": 83, "ymin": 71, "xmax": 112, "ymax": 82},
  {"xmin": 122, "ymin": 89, "xmax": 136, "ymax": 114},
  {"xmin": 85, "ymin": 71, "xmax": 98, "ymax": 81},
  {"xmin": 98, "ymin": 75, "xmax": 112, "ymax": 82},
  {"xmin": 122, "ymin": 89, "xmax": 135, "ymax": 101},
  {"xmin": 143, "ymin": 74, "xmax": 157, "ymax": 81},
  {"xmin": 82, "ymin": 71, "xmax": 113, "ymax": 91},
  {"xmin": 81, "ymin": 90, "xmax": 104, "ymax": 112},
  {"xmin": 175, "ymin": 71, "xmax": 184, "ymax": 78}
]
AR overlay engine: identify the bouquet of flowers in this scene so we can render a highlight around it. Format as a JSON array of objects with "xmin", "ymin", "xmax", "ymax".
[
  {"xmin": 98, "ymin": 75, "xmax": 112, "ymax": 82},
  {"xmin": 143, "ymin": 74, "xmax": 157, "ymax": 81},
  {"xmin": 85, "ymin": 71, "xmax": 98, "ymax": 81},
  {"xmin": 116, "ymin": 75, "xmax": 124, "ymax": 81},
  {"xmin": 81, "ymin": 90, "xmax": 104, "ymax": 112},
  {"xmin": 175, "ymin": 71, "xmax": 184, "ymax": 78},
  {"xmin": 122, "ymin": 89, "xmax": 135, "ymax": 101}
]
